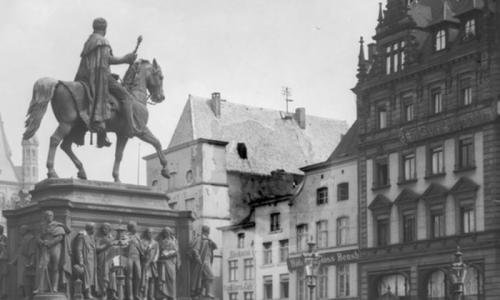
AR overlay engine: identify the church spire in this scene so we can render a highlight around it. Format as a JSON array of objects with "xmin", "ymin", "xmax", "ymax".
[
  {"xmin": 357, "ymin": 37, "xmax": 367, "ymax": 79},
  {"xmin": 377, "ymin": 2, "xmax": 384, "ymax": 25}
]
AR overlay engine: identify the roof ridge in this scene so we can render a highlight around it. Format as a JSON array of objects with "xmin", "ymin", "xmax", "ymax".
[{"xmin": 188, "ymin": 94, "xmax": 197, "ymax": 140}]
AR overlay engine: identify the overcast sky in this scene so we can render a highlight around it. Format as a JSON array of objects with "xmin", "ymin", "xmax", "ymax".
[{"xmin": 0, "ymin": 0, "xmax": 381, "ymax": 184}]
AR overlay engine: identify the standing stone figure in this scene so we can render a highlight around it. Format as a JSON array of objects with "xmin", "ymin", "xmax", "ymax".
[
  {"xmin": 74, "ymin": 223, "xmax": 97, "ymax": 299},
  {"xmin": 10, "ymin": 225, "xmax": 36, "ymax": 300},
  {"xmin": 34, "ymin": 210, "xmax": 72, "ymax": 294},
  {"xmin": 74, "ymin": 17, "xmax": 138, "ymax": 147},
  {"xmin": 190, "ymin": 225, "xmax": 217, "ymax": 299},
  {"xmin": 0, "ymin": 225, "xmax": 7, "ymax": 300},
  {"xmin": 125, "ymin": 221, "xmax": 142, "ymax": 300},
  {"xmin": 95, "ymin": 223, "xmax": 116, "ymax": 300},
  {"xmin": 140, "ymin": 228, "xmax": 158, "ymax": 300},
  {"xmin": 157, "ymin": 227, "xmax": 179, "ymax": 300}
]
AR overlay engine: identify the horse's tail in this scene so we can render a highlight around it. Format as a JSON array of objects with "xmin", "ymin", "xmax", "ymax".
[{"xmin": 23, "ymin": 77, "xmax": 58, "ymax": 140}]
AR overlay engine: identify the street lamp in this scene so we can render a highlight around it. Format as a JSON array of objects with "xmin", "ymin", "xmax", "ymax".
[
  {"xmin": 302, "ymin": 240, "xmax": 320, "ymax": 300},
  {"xmin": 450, "ymin": 246, "xmax": 467, "ymax": 300}
]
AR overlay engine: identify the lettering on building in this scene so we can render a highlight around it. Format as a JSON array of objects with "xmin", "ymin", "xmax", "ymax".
[{"xmin": 287, "ymin": 249, "xmax": 360, "ymax": 270}]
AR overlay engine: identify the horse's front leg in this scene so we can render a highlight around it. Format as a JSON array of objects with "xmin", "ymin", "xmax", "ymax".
[
  {"xmin": 46, "ymin": 123, "xmax": 72, "ymax": 179},
  {"xmin": 112, "ymin": 134, "xmax": 129, "ymax": 183},
  {"xmin": 137, "ymin": 127, "xmax": 170, "ymax": 179}
]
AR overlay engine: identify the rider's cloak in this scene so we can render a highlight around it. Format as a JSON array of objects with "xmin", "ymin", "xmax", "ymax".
[{"xmin": 75, "ymin": 33, "xmax": 112, "ymax": 127}]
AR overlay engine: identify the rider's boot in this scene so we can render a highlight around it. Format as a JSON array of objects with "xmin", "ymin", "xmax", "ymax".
[{"xmin": 97, "ymin": 131, "xmax": 111, "ymax": 148}]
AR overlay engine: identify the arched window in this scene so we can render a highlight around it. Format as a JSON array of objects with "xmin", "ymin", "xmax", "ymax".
[
  {"xmin": 427, "ymin": 269, "xmax": 448, "ymax": 300},
  {"xmin": 464, "ymin": 266, "xmax": 483, "ymax": 299},
  {"xmin": 378, "ymin": 274, "xmax": 409, "ymax": 297}
]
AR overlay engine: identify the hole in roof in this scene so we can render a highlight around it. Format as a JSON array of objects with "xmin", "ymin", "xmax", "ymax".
[{"xmin": 237, "ymin": 142, "xmax": 248, "ymax": 159}]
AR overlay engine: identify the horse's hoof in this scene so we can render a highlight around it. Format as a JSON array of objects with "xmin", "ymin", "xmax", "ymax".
[
  {"xmin": 47, "ymin": 171, "xmax": 59, "ymax": 179},
  {"xmin": 77, "ymin": 171, "xmax": 87, "ymax": 180},
  {"xmin": 161, "ymin": 168, "xmax": 170, "ymax": 179}
]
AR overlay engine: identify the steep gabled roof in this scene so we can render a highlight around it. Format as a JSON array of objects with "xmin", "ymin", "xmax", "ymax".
[
  {"xmin": 368, "ymin": 194, "xmax": 393, "ymax": 210},
  {"xmin": 450, "ymin": 177, "xmax": 479, "ymax": 195},
  {"xmin": 327, "ymin": 120, "xmax": 359, "ymax": 162},
  {"xmin": 167, "ymin": 95, "xmax": 348, "ymax": 175},
  {"xmin": 0, "ymin": 114, "xmax": 20, "ymax": 183}
]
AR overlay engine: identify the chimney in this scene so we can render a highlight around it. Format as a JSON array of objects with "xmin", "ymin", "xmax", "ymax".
[
  {"xmin": 211, "ymin": 92, "xmax": 221, "ymax": 118},
  {"xmin": 368, "ymin": 43, "xmax": 377, "ymax": 62},
  {"xmin": 294, "ymin": 107, "xmax": 306, "ymax": 129}
]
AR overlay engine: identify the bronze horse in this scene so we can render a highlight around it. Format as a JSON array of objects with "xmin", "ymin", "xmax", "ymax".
[{"xmin": 23, "ymin": 59, "xmax": 170, "ymax": 182}]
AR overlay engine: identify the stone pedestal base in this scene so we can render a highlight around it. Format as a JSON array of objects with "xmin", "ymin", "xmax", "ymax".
[
  {"xmin": 4, "ymin": 178, "xmax": 194, "ymax": 300},
  {"xmin": 33, "ymin": 293, "xmax": 67, "ymax": 300}
]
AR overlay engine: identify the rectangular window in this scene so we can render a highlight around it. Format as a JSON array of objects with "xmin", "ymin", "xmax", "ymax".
[
  {"xmin": 317, "ymin": 187, "xmax": 328, "ymax": 205},
  {"xmin": 337, "ymin": 217, "xmax": 349, "ymax": 246},
  {"xmin": 263, "ymin": 242, "xmax": 272, "ymax": 265},
  {"xmin": 297, "ymin": 224, "xmax": 309, "ymax": 252},
  {"xmin": 244, "ymin": 292, "xmax": 254, "ymax": 300},
  {"xmin": 316, "ymin": 220, "xmax": 328, "ymax": 248},
  {"xmin": 270, "ymin": 213, "xmax": 281, "ymax": 232},
  {"xmin": 337, "ymin": 264, "xmax": 350, "ymax": 297},
  {"xmin": 228, "ymin": 260, "xmax": 238, "ymax": 282},
  {"xmin": 264, "ymin": 276, "xmax": 273, "ymax": 300},
  {"xmin": 431, "ymin": 211, "xmax": 445, "ymax": 239},
  {"xmin": 318, "ymin": 266, "xmax": 328, "ymax": 299},
  {"xmin": 461, "ymin": 207, "xmax": 476, "ymax": 234},
  {"xmin": 458, "ymin": 137, "xmax": 474, "ymax": 169},
  {"xmin": 279, "ymin": 239, "xmax": 289, "ymax": 262},
  {"xmin": 402, "ymin": 153, "xmax": 416, "ymax": 181},
  {"xmin": 280, "ymin": 274, "xmax": 289, "ymax": 299},
  {"xmin": 432, "ymin": 88, "xmax": 443, "ymax": 114},
  {"xmin": 297, "ymin": 270, "xmax": 306, "ymax": 300},
  {"xmin": 377, "ymin": 218, "xmax": 390, "ymax": 246},
  {"xmin": 375, "ymin": 159, "xmax": 389, "ymax": 187},
  {"xmin": 435, "ymin": 29, "xmax": 447, "ymax": 51},
  {"xmin": 237, "ymin": 232, "xmax": 245, "ymax": 249},
  {"xmin": 378, "ymin": 107, "xmax": 388, "ymax": 129},
  {"xmin": 385, "ymin": 41, "xmax": 406, "ymax": 74},
  {"xmin": 337, "ymin": 182, "xmax": 349, "ymax": 201},
  {"xmin": 461, "ymin": 78, "xmax": 472, "ymax": 106},
  {"xmin": 229, "ymin": 292, "xmax": 238, "ymax": 300},
  {"xmin": 404, "ymin": 102, "xmax": 414, "ymax": 122},
  {"xmin": 430, "ymin": 146, "xmax": 444, "ymax": 175},
  {"xmin": 465, "ymin": 18, "xmax": 476, "ymax": 38},
  {"xmin": 244, "ymin": 258, "xmax": 254, "ymax": 280},
  {"xmin": 403, "ymin": 214, "xmax": 416, "ymax": 242}
]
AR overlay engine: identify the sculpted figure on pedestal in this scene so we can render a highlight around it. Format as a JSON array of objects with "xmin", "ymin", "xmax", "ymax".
[
  {"xmin": 139, "ymin": 228, "xmax": 158, "ymax": 300},
  {"xmin": 0, "ymin": 225, "xmax": 7, "ymax": 300},
  {"xmin": 157, "ymin": 227, "xmax": 179, "ymax": 300},
  {"xmin": 125, "ymin": 221, "xmax": 142, "ymax": 300},
  {"xmin": 190, "ymin": 225, "xmax": 217, "ymax": 299},
  {"xmin": 33, "ymin": 210, "xmax": 72, "ymax": 295},
  {"xmin": 95, "ymin": 223, "xmax": 116, "ymax": 300},
  {"xmin": 10, "ymin": 225, "xmax": 36, "ymax": 300},
  {"xmin": 74, "ymin": 223, "xmax": 97, "ymax": 299}
]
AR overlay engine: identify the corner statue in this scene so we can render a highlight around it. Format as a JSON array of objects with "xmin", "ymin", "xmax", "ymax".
[
  {"xmin": 34, "ymin": 210, "xmax": 72, "ymax": 295},
  {"xmin": 23, "ymin": 17, "xmax": 170, "ymax": 182},
  {"xmin": 190, "ymin": 225, "xmax": 217, "ymax": 299}
]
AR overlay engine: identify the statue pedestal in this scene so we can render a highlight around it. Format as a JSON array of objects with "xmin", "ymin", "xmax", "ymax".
[
  {"xmin": 4, "ymin": 178, "xmax": 194, "ymax": 300},
  {"xmin": 33, "ymin": 293, "xmax": 67, "ymax": 300}
]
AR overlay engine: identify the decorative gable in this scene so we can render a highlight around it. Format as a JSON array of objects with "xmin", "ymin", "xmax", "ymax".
[
  {"xmin": 369, "ymin": 194, "xmax": 393, "ymax": 211},
  {"xmin": 450, "ymin": 177, "xmax": 479, "ymax": 195},
  {"xmin": 394, "ymin": 188, "xmax": 420, "ymax": 205},
  {"xmin": 421, "ymin": 183, "xmax": 448, "ymax": 202}
]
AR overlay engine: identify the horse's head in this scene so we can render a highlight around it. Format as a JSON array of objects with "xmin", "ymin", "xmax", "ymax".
[
  {"xmin": 146, "ymin": 58, "xmax": 165, "ymax": 103},
  {"xmin": 123, "ymin": 59, "xmax": 165, "ymax": 103}
]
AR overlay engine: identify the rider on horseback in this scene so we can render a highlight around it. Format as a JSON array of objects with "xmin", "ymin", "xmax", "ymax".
[{"xmin": 75, "ymin": 17, "xmax": 138, "ymax": 148}]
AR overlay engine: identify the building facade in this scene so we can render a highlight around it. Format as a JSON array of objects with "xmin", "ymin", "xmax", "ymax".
[
  {"xmin": 354, "ymin": 0, "xmax": 500, "ymax": 299},
  {"xmin": 288, "ymin": 122, "xmax": 360, "ymax": 300},
  {"xmin": 144, "ymin": 93, "xmax": 347, "ymax": 299},
  {"xmin": 0, "ymin": 114, "xmax": 38, "ymax": 227}
]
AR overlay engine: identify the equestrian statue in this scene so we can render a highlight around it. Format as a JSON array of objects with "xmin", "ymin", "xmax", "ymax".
[{"xmin": 22, "ymin": 17, "xmax": 170, "ymax": 182}]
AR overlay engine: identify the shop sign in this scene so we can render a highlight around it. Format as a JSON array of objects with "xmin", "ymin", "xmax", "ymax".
[
  {"xmin": 224, "ymin": 282, "xmax": 254, "ymax": 292},
  {"xmin": 228, "ymin": 249, "xmax": 254, "ymax": 259},
  {"xmin": 400, "ymin": 109, "xmax": 495, "ymax": 144},
  {"xmin": 287, "ymin": 249, "xmax": 360, "ymax": 270}
]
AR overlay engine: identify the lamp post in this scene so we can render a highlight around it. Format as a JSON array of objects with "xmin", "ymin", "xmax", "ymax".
[
  {"xmin": 302, "ymin": 240, "xmax": 320, "ymax": 300},
  {"xmin": 450, "ymin": 246, "xmax": 467, "ymax": 300}
]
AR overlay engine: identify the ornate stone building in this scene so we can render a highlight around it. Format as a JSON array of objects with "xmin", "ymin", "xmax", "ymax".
[
  {"xmin": 0, "ymin": 114, "xmax": 38, "ymax": 227},
  {"xmin": 354, "ymin": 0, "xmax": 500, "ymax": 299}
]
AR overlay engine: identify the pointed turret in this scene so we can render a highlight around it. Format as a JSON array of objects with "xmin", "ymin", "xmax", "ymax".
[
  {"xmin": 21, "ymin": 135, "xmax": 39, "ymax": 190},
  {"xmin": 357, "ymin": 37, "xmax": 367, "ymax": 79},
  {"xmin": 377, "ymin": 2, "xmax": 384, "ymax": 26}
]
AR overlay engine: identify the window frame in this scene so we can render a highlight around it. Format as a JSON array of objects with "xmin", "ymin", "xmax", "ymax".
[
  {"xmin": 280, "ymin": 273, "xmax": 290, "ymax": 299},
  {"xmin": 455, "ymin": 135, "xmax": 475, "ymax": 172},
  {"xmin": 228, "ymin": 260, "xmax": 238, "ymax": 282},
  {"xmin": 400, "ymin": 151, "xmax": 417, "ymax": 183},
  {"xmin": 263, "ymin": 276, "xmax": 273, "ymax": 300},
  {"xmin": 318, "ymin": 266, "xmax": 329, "ymax": 299},
  {"xmin": 402, "ymin": 212, "xmax": 417, "ymax": 243},
  {"xmin": 464, "ymin": 17, "xmax": 476, "ymax": 40},
  {"xmin": 296, "ymin": 224, "xmax": 309, "ymax": 252},
  {"xmin": 316, "ymin": 187, "xmax": 328, "ymax": 205},
  {"xmin": 270, "ymin": 212, "xmax": 281, "ymax": 232},
  {"xmin": 385, "ymin": 40, "xmax": 406, "ymax": 74},
  {"xmin": 279, "ymin": 239, "xmax": 289, "ymax": 262},
  {"xmin": 427, "ymin": 143, "xmax": 445, "ymax": 177},
  {"xmin": 337, "ymin": 217, "xmax": 350, "ymax": 246},
  {"xmin": 263, "ymin": 242, "xmax": 273, "ymax": 265},
  {"xmin": 243, "ymin": 258, "xmax": 254, "ymax": 280},
  {"xmin": 378, "ymin": 106, "xmax": 388, "ymax": 129},
  {"xmin": 337, "ymin": 264, "xmax": 350, "ymax": 297},
  {"xmin": 237, "ymin": 232, "xmax": 245, "ymax": 249},
  {"xmin": 229, "ymin": 292, "xmax": 238, "ymax": 300},
  {"xmin": 431, "ymin": 87, "xmax": 443, "ymax": 115},
  {"xmin": 244, "ymin": 292, "xmax": 254, "ymax": 300},
  {"xmin": 337, "ymin": 182, "xmax": 349, "ymax": 201},
  {"xmin": 430, "ymin": 209, "xmax": 446, "ymax": 239},
  {"xmin": 376, "ymin": 216, "xmax": 390, "ymax": 247},
  {"xmin": 373, "ymin": 157, "xmax": 390, "ymax": 189},
  {"xmin": 435, "ymin": 29, "xmax": 447, "ymax": 51},
  {"xmin": 316, "ymin": 220, "xmax": 329, "ymax": 248}
]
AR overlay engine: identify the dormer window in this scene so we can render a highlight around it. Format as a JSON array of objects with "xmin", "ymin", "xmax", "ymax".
[
  {"xmin": 385, "ymin": 41, "xmax": 406, "ymax": 74},
  {"xmin": 435, "ymin": 29, "xmax": 447, "ymax": 51},
  {"xmin": 464, "ymin": 18, "xmax": 476, "ymax": 39}
]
